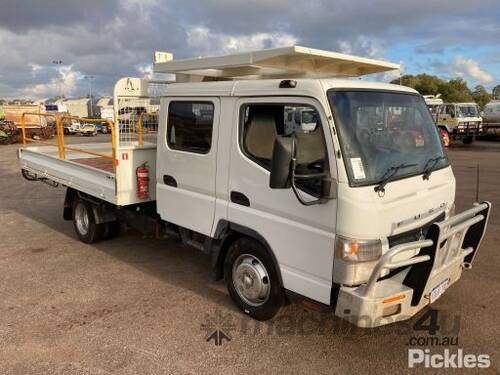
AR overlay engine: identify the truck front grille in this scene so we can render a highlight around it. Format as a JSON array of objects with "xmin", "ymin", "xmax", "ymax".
[{"xmin": 388, "ymin": 212, "xmax": 445, "ymax": 248}]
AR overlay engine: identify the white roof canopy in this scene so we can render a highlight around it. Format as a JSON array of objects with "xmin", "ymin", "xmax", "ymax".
[{"xmin": 153, "ymin": 45, "xmax": 400, "ymax": 82}]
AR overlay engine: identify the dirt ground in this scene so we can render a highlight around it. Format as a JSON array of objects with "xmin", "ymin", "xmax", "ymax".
[{"xmin": 0, "ymin": 136, "xmax": 499, "ymax": 374}]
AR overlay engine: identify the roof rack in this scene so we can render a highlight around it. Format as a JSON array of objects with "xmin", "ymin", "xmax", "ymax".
[{"xmin": 153, "ymin": 45, "xmax": 400, "ymax": 82}]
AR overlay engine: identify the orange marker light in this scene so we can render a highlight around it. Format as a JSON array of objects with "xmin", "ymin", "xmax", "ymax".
[{"xmin": 382, "ymin": 294, "xmax": 406, "ymax": 304}]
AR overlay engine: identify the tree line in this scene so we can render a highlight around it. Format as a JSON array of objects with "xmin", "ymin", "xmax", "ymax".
[{"xmin": 390, "ymin": 74, "xmax": 499, "ymax": 109}]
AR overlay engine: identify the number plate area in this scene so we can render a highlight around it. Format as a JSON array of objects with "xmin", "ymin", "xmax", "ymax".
[{"xmin": 430, "ymin": 278, "xmax": 450, "ymax": 303}]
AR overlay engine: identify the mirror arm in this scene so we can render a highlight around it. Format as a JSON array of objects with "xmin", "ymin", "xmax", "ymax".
[
  {"xmin": 290, "ymin": 158, "xmax": 328, "ymax": 206},
  {"xmin": 294, "ymin": 172, "xmax": 329, "ymax": 179}
]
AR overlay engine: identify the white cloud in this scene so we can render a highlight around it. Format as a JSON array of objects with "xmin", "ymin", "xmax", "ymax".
[
  {"xmin": 452, "ymin": 57, "xmax": 495, "ymax": 84},
  {"xmin": 187, "ymin": 26, "xmax": 298, "ymax": 56},
  {"xmin": 22, "ymin": 65, "xmax": 77, "ymax": 98}
]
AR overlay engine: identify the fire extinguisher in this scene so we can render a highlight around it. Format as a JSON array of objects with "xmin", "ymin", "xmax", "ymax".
[{"xmin": 136, "ymin": 162, "xmax": 149, "ymax": 199}]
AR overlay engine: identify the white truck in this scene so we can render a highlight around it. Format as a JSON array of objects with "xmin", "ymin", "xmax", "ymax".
[
  {"xmin": 18, "ymin": 46, "xmax": 491, "ymax": 328},
  {"xmin": 435, "ymin": 102, "xmax": 482, "ymax": 145}
]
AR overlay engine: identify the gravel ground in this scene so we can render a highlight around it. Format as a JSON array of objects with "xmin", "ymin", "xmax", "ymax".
[{"xmin": 0, "ymin": 135, "xmax": 499, "ymax": 374}]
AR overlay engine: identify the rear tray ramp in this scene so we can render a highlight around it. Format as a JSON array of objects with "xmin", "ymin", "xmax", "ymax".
[{"xmin": 336, "ymin": 202, "xmax": 491, "ymax": 328}]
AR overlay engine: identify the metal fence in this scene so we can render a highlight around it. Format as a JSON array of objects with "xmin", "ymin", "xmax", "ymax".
[{"xmin": 114, "ymin": 79, "xmax": 170, "ymax": 147}]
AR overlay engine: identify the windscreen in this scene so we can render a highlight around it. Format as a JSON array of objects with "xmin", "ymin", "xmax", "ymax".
[
  {"xmin": 458, "ymin": 105, "xmax": 479, "ymax": 117},
  {"xmin": 328, "ymin": 90, "xmax": 448, "ymax": 186}
]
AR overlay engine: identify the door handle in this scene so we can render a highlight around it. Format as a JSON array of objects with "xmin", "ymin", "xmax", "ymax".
[
  {"xmin": 230, "ymin": 191, "xmax": 250, "ymax": 207},
  {"xmin": 163, "ymin": 175, "xmax": 177, "ymax": 187}
]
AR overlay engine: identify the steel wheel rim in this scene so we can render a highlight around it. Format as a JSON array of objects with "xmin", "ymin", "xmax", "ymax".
[
  {"xmin": 232, "ymin": 254, "xmax": 270, "ymax": 307},
  {"xmin": 75, "ymin": 202, "xmax": 89, "ymax": 235}
]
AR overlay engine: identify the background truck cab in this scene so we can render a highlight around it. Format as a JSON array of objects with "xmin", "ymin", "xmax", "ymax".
[{"xmin": 436, "ymin": 102, "xmax": 482, "ymax": 144}]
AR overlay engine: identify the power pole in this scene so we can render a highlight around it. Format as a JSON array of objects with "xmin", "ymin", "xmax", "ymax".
[
  {"xmin": 84, "ymin": 75, "xmax": 95, "ymax": 117},
  {"xmin": 52, "ymin": 60, "xmax": 63, "ymax": 97}
]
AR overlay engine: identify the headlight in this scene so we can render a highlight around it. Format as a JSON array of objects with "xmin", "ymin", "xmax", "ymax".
[{"xmin": 335, "ymin": 235, "xmax": 382, "ymax": 262}]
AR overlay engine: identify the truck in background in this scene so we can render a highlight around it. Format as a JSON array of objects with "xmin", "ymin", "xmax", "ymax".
[
  {"xmin": 434, "ymin": 102, "xmax": 481, "ymax": 145},
  {"xmin": 18, "ymin": 46, "xmax": 491, "ymax": 328},
  {"xmin": 2, "ymin": 104, "xmax": 54, "ymax": 140},
  {"xmin": 480, "ymin": 100, "xmax": 500, "ymax": 137}
]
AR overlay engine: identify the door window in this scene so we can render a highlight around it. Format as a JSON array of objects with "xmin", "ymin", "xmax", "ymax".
[
  {"xmin": 240, "ymin": 103, "xmax": 328, "ymax": 196},
  {"xmin": 167, "ymin": 101, "xmax": 214, "ymax": 154}
]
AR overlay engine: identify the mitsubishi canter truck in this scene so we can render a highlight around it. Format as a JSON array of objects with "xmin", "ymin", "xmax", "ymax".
[{"xmin": 18, "ymin": 46, "xmax": 491, "ymax": 328}]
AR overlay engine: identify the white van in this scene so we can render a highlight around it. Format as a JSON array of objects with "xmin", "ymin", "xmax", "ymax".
[{"xmin": 19, "ymin": 47, "xmax": 491, "ymax": 328}]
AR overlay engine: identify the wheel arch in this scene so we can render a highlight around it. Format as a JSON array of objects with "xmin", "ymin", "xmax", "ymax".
[{"xmin": 211, "ymin": 220, "xmax": 284, "ymax": 287}]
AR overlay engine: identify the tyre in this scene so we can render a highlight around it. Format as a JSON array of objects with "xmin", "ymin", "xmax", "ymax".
[
  {"xmin": 462, "ymin": 136, "xmax": 474, "ymax": 145},
  {"xmin": 439, "ymin": 128, "xmax": 450, "ymax": 147},
  {"xmin": 224, "ymin": 238, "xmax": 284, "ymax": 321},
  {"xmin": 64, "ymin": 128, "xmax": 69, "ymax": 135},
  {"xmin": 72, "ymin": 198, "xmax": 105, "ymax": 243}
]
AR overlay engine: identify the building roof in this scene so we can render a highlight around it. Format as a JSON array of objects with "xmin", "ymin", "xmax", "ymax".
[{"xmin": 96, "ymin": 97, "xmax": 113, "ymax": 107}]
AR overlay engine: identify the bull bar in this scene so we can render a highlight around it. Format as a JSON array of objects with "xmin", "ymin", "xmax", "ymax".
[{"xmin": 335, "ymin": 202, "xmax": 492, "ymax": 327}]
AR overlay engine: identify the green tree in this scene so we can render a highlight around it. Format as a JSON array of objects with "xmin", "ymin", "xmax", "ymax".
[
  {"xmin": 436, "ymin": 78, "xmax": 472, "ymax": 103},
  {"xmin": 471, "ymin": 85, "xmax": 492, "ymax": 109},
  {"xmin": 492, "ymin": 85, "xmax": 500, "ymax": 100}
]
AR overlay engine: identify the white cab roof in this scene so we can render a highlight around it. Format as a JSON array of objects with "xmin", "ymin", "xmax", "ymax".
[
  {"xmin": 154, "ymin": 46, "xmax": 400, "ymax": 81},
  {"xmin": 162, "ymin": 78, "xmax": 418, "ymax": 98}
]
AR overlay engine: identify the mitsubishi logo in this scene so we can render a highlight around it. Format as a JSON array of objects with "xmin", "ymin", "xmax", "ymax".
[{"xmin": 417, "ymin": 228, "xmax": 426, "ymax": 241}]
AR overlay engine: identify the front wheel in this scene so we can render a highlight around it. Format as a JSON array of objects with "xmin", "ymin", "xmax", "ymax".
[
  {"xmin": 462, "ymin": 136, "xmax": 474, "ymax": 145},
  {"xmin": 72, "ymin": 198, "xmax": 104, "ymax": 243},
  {"xmin": 224, "ymin": 238, "xmax": 284, "ymax": 321},
  {"xmin": 439, "ymin": 128, "xmax": 450, "ymax": 147}
]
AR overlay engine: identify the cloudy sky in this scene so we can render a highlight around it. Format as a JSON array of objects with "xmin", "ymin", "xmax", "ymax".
[{"xmin": 0, "ymin": 0, "xmax": 499, "ymax": 99}]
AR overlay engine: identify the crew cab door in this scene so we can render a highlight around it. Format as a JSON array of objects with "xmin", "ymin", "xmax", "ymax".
[
  {"xmin": 157, "ymin": 98, "xmax": 220, "ymax": 236},
  {"xmin": 227, "ymin": 97, "xmax": 337, "ymax": 304}
]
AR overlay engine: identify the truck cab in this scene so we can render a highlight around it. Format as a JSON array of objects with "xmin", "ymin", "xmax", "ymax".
[
  {"xmin": 436, "ymin": 102, "xmax": 482, "ymax": 144},
  {"xmin": 155, "ymin": 78, "xmax": 489, "ymax": 326}
]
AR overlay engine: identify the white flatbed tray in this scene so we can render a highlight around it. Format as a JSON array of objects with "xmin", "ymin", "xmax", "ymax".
[{"xmin": 19, "ymin": 144, "xmax": 117, "ymax": 204}]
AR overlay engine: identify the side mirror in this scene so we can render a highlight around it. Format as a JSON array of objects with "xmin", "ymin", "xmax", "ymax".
[
  {"xmin": 270, "ymin": 135, "xmax": 337, "ymax": 204},
  {"xmin": 269, "ymin": 135, "xmax": 293, "ymax": 189}
]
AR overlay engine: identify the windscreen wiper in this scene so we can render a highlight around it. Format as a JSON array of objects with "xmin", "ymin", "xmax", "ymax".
[
  {"xmin": 374, "ymin": 163, "xmax": 418, "ymax": 193},
  {"xmin": 422, "ymin": 156, "xmax": 447, "ymax": 180}
]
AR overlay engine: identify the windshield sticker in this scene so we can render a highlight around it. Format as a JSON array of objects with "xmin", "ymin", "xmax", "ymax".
[{"xmin": 350, "ymin": 158, "xmax": 366, "ymax": 179}]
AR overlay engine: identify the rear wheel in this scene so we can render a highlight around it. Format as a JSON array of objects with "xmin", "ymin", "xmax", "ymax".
[
  {"xmin": 72, "ymin": 198, "xmax": 104, "ymax": 243},
  {"xmin": 224, "ymin": 238, "xmax": 284, "ymax": 321},
  {"xmin": 462, "ymin": 136, "xmax": 474, "ymax": 145}
]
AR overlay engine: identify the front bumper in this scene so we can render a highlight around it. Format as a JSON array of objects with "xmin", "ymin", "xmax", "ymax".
[
  {"xmin": 455, "ymin": 122, "xmax": 480, "ymax": 136},
  {"xmin": 335, "ymin": 202, "xmax": 491, "ymax": 328}
]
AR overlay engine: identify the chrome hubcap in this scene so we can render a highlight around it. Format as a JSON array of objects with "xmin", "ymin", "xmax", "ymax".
[
  {"xmin": 232, "ymin": 254, "xmax": 270, "ymax": 306},
  {"xmin": 75, "ymin": 202, "xmax": 89, "ymax": 235}
]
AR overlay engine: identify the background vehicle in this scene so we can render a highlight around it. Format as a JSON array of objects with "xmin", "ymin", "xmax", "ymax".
[
  {"xmin": 95, "ymin": 124, "xmax": 108, "ymax": 134},
  {"xmin": 2, "ymin": 104, "xmax": 54, "ymax": 140},
  {"xmin": 285, "ymin": 106, "xmax": 319, "ymax": 133},
  {"xmin": 435, "ymin": 102, "xmax": 481, "ymax": 145},
  {"xmin": 62, "ymin": 119, "xmax": 80, "ymax": 135},
  {"xmin": 424, "ymin": 95, "xmax": 449, "ymax": 146},
  {"xmin": 18, "ymin": 46, "xmax": 491, "ymax": 328},
  {"xmin": 77, "ymin": 123, "xmax": 98, "ymax": 136},
  {"xmin": 480, "ymin": 101, "xmax": 500, "ymax": 136}
]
